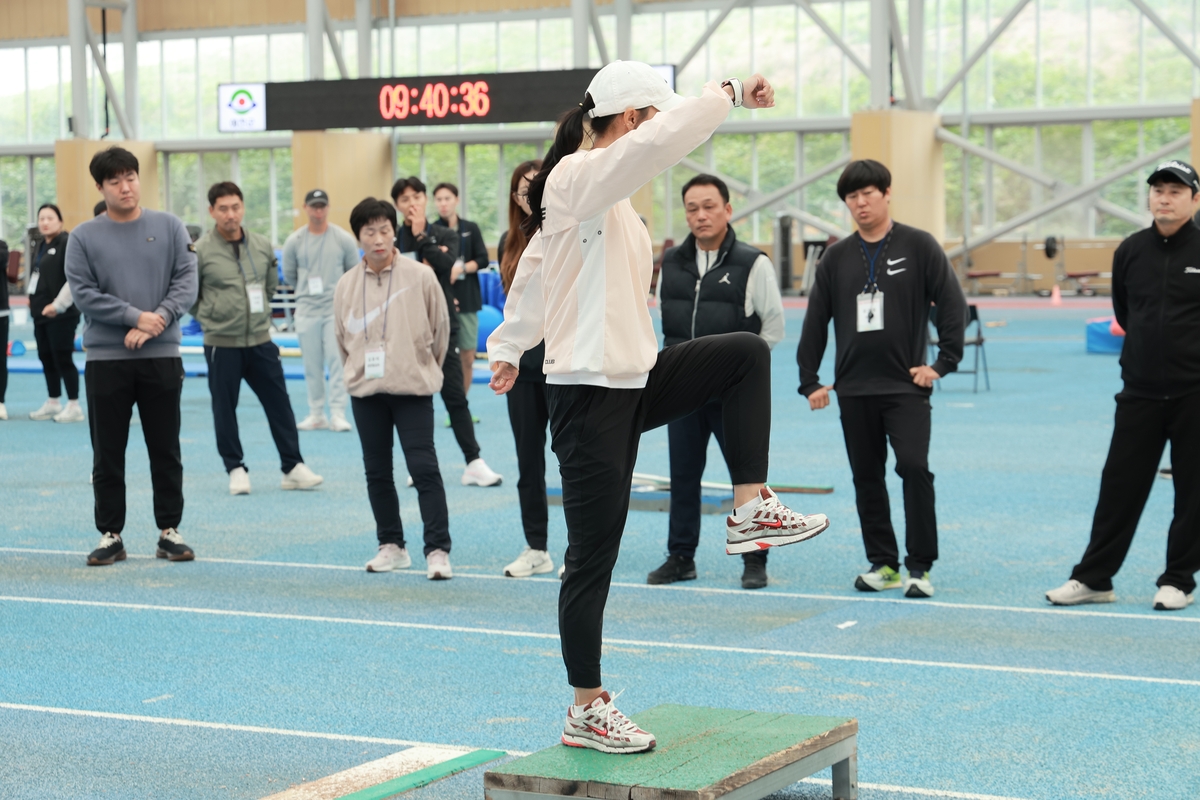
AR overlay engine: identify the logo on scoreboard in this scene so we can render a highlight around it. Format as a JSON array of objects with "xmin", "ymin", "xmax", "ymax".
[{"xmin": 218, "ymin": 83, "xmax": 267, "ymax": 132}]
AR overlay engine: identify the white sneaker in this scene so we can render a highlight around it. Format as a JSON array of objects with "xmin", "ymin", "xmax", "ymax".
[
  {"xmin": 0, "ymin": 403, "xmax": 8, "ymax": 420},
  {"xmin": 504, "ymin": 546, "xmax": 554, "ymax": 578},
  {"xmin": 229, "ymin": 466, "xmax": 251, "ymax": 495},
  {"xmin": 903, "ymin": 570, "xmax": 934, "ymax": 598},
  {"xmin": 329, "ymin": 412, "xmax": 352, "ymax": 432},
  {"xmin": 30, "ymin": 399, "xmax": 62, "ymax": 420},
  {"xmin": 725, "ymin": 487, "xmax": 829, "ymax": 554},
  {"xmin": 1153, "ymin": 585, "xmax": 1195, "ymax": 611},
  {"xmin": 462, "ymin": 458, "xmax": 503, "ymax": 487},
  {"xmin": 426, "ymin": 548, "xmax": 453, "ymax": 580},
  {"xmin": 366, "ymin": 543, "xmax": 412, "ymax": 572},
  {"xmin": 562, "ymin": 691, "xmax": 656, "ymax": 754},
  {"xmin": 558, "ymin": 564, "xmax": 566, "ymax": 579},
  {"xmin": 53, "ymin": 402, "xmax": 85, "ymax": 423},
  {"xmin": 296, "ymin": 414, "xmax": 328, "ymax": 431},
  {"xmin": 281, "ymin": 462, "xmax": 323, "ymax": 490},
  {"xmin": 1045, "ymin": 579, "xmax": 1116, "ymax": 606},
  {"xmin": 406, "ymin": 475, "xmax": 414, "ymax": 487}
]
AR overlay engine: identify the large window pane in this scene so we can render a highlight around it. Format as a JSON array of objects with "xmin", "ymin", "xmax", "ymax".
[
  {"xmin": 29, "ymin": 47, "xmax": 61, "ymax": 142},
  {"xmin": 138, "ymin": 41, "xmax": 163, "ymax": 140},
  {"xmin": 167, "ymin": 153, "xmax": 201, "ymax": 228},
  {"xmin": 270, "ymin": 33, "xmax": 306, "ymax": 82},
  {"xmin": 239, "ymin": 149, "xmax": 273, "ymax": 242},
  {"xmin": 0, "ymin": 49, "xmax": 27, "ymax": 144},
  {"xmin": 465, "ymin": 144, "xmax": 500, "ymax": 247},
  {"xmin": 199, "ymin": 38, "xmax": 232, "ymax": 136},
  {"xmin": 460, "ymin": 23, "xmax": 497, "ymax": 74},
  {"xmin": 164, "ymin": 39, "xmax": 198, "ymax": 138},
  {"xmin": 499, "ymin": 21, "xmax": 537, "ymax": 72},
  {"xmin": 32, "ymin": 158, "xmax": 56, "ymax": 213},
  {"xmin": 234, "ymin": 35, "xmax": 269, "ymax": 83},
  {"xmin": 539, "ymin": 19, "xmax": 572, "ymax": 71},
  {"xmin": 0, "ymin": 157, "xmax": 31, "ymax": 243},
  {"xmin": 421, "ymin": 25, "xmax": 457, "ymax": 74}
]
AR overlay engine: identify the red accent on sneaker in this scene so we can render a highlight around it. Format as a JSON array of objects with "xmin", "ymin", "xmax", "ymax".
[
  {"xmin": 755, "ymin": 541, "xmax": 771, "ymax": 550},
  {"xmin": 758, "ymin": 519, "xmax": 784, "ymax": 529}
]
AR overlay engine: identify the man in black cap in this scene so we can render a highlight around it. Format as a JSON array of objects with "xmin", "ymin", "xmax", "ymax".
[{"xmin": 1047, "ymin": 159, "xmax": 1200, "ymax": 612}]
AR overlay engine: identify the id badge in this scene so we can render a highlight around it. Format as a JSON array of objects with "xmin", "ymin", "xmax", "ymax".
[
  {"xmin": 364, "ymin": 346, "xmax": 386, "ymax": 380},
  {"xmin": 247, "ymin": 282, "xmax": 266, "ymax": 314},
  {"xmin": 856, "ymin": 291, "xmax": 884, "ymax": 332},
  {"xmin": 27, "ymin": 272, "xmax": 39, "ymax": 294},
  {"xmin": 307, "ymin": 275, "xmax": 324, "ymax": 295},
  {"xmin": 453, "ymin": 257, "xmax": 465, "ymax": 281}
]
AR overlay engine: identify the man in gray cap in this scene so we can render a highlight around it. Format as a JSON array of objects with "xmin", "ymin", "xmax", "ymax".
[
  {"xmin": 283, "ymin": 188, "xmax": 361, "ymax": 432},
  {"xmin": 1047, "ymin": 159, "xmax": 1200, "ymax": 612}
]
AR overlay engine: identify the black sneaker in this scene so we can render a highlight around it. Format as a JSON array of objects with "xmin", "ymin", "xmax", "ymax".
[
  {"xmin": 741, "ymin": 552, "xmax": 768, "ymax": 589},
  {"xmin": 87, "ymin": 533, "xmax": 126, "ymax": 566},
  {"xmin": 156, "ymin": 529, "xmax": 195, "ymax": 562},
  {"xmin": 647, "ymin": 554, "xmax": 696, "ymax": 585}
]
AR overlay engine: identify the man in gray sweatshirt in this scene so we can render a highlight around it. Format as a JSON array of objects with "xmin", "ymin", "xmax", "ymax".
[{"xmin": 64, "ymin": 146, "xmax": 199, "ymax": 567}]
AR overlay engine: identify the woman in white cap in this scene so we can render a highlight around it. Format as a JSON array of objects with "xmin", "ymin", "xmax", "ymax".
[{"xmin": 488, "ymin": 61, "xmax": 831, "ymax": 753}]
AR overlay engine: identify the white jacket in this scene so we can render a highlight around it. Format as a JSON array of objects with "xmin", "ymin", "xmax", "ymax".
[{"xmin": 488, "ymin": 82, "xmax": 734, "ymax": 388}]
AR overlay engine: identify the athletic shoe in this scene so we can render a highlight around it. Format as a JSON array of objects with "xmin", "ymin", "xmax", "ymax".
[
  {"xmin": 904, "ymin": 570, "xmax": 934, "ymax": 598},
  {"xmin": 427, "ymin": 549, "xmax": 453, "ymax": 580},
  {"xmin": 281, "ymin": 462, "xmax": 323, "ymax": 490},
  {"xmin": 87, "ymin": 532, "xmax": 125, "ymax": 566},
  {"xmin": 367, "ymin": 543, "xmax": 412, "ymax": 572},
  {"xmin": 229, "ymin": 466, "xmax": 251, "ymax": 495},
  {"xmin": 562, "ymin": 691, "xmax": 656, "ymax": 754},
  {"xmin": 53, "ymin": 403, "xmax": 85, "ymax": 423},
  {"xmin": 855, "ymin": 565, "xmax": 902, "ymax": 592},
  {"xmin": 1159, "ymin": 467, "xmax": 1173, "ymax": 480},
  {"xmin": 156, "ymin": 529, "xmax": 195, "ymax": 562},
  {"xmin": 1045, "ymin": 579, "xmax": 1116, "ymax": 606},
  {"xmin": 329, "ymin": 412, "xmax": 352, "ymax": 432},
  {"xmin": 559, "ymin": 564, "xmax": 566, "ymax": 579},
  {"xmin": 741, "ymin": 552, "xmax": 768, "ymax": 590},
  {"xmin": 504, "ymin": 546, "xmax": 554, "ymax": 577},
  {"xmin": 647, "ymin": 554, "xmax": 696, "ymax": 585},
  {"xmin": 406, "ymin": 475, "xmax": 414, "ymax": 487},
  {"xmin": 444, "ymin": 414, "xmax": 481, "ymax": 427},
  {"xmin": 462, "ymin": 458, "xmax": 502, "ymax": 487},
  {"xmin": 725, "ymin": 487, "xmax": 829, "ymax": 554},
  {"xmin": 1153, "ymin": 585, "xmax": 1195, "ymax": 611},
  {"xmin": 297, "ymin": 414, "xmax": 328, "ymax": 431},
  {"xmin": 30, "ymin": 399, "xmax": 61, "ymax": 420},
  {"xmin": 0, "ymin": 403, "xmax": 9, "ymax": 420}
]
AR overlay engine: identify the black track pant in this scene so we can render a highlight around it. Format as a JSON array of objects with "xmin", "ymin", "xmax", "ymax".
[
  {"xmin": 0, "ymin": 316, "xmax": 7, "ymax": 403},
  {"xmin": 85, "ymin": 358, "xmax": 185, "ymax": 534},
  {"xmin": 667, "ymin": 400, "xmax": 766, "ymax": 565},
  {"xmin": 34, "ymin": 317, "xmax": 80, "ymax": 400},
  {"xmin": 547, "ymin": 333, "xmax": 771, "ymax": 688},
  {"xmin": 1072, "ymin": 391, "xmax": 1200, "ymax": 594},
  {"xmin": 204, "ymin": 342, "xmax": 303, "ymax": 474},
  {"xmin": 351, "ymin": 393, "xmax": 451, "ymax": 556},
  {"xmin": 440, "ymin": 340, "xmax": 481, "ymax": 464},
  {"xmin": 838, "ymin": 393, "xmax": 937, "ymax": 575},
  {"xmin": 507, "ymin": 380, "xmax": 550, "ymax": 551}
]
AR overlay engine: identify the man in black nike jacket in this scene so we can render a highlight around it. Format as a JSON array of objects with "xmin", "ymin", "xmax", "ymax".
[
  {"xmin": 1046, "ymin": 160, "xmax": 1200, "ymax": 612},
  {"xmin": 797, "ymin": 159, "xmax": 966, "ymax": 598}
]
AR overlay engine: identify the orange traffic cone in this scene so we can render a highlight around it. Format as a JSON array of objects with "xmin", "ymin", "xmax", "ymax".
[{"xmin": 1050, "ymin": 285, "xmax": 1063, "ymax": 306}]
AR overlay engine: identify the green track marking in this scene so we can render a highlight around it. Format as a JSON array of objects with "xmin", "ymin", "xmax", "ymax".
[{"xmin": 338, "ymin": 749, "xmax": 507, "ymax": 800}]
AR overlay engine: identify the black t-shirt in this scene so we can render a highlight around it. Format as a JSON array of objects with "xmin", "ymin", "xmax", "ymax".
[
  {"xmin": 397, "ymin": 220, "xmax": 460, "ymax": 332},
  {"xmin": 30, "ymin": 232, "xmax": 78, "ymax": 320},
  {"xmin": 440, "ymin": 216, "xmax": 487, "ymax": 314}
]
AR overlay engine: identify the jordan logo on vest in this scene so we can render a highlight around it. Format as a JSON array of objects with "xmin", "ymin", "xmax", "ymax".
[{"xmin": 719, "ymin": 272, "xmax": 731, "ymax": 284}]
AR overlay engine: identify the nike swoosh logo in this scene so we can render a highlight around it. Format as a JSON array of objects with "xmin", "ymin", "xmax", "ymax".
[
  {"xmin": 587, "ymin": 724, "xmax": 608, "ymax": 737},
  {"xmin": 886, "ymin": 258, "xmax": 906, "ymax": 265},
  {"xmin": 758, "ymin": 519, "xmax": 784, "ymax": 529},
  {"xmin": 343, "ymin": 286, "xmax": 411, "ymax": 335},
  {"xmin": 886, "ymin": 267, "xmax": 907, "ymax": 276}
]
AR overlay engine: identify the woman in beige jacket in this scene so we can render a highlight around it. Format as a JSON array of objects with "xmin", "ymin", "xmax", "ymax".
[
  {"xmin": 334, "ymin": 198, "xmax": 454, "ymax": 580},
  {"xmin": 487, "ymin": 61, "xmax": 831, "ymax": 753}
]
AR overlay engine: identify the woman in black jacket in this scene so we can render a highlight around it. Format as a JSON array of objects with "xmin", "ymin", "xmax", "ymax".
[
  {"xmin": 496, "ymin": 160, "xmax": 560, "ymax": 579},
  {"xmin": 28, "ymin": 203, "xmax": 83, "ymax": 423}
]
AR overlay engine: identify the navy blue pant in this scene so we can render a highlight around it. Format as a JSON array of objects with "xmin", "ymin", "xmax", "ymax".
[{"xmin": 204, "ymin": 342, "xmax": 303, "ymax": 474}]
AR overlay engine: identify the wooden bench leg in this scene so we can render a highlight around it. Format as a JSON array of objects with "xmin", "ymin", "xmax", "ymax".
[{"xmin": 832, "ymin": 751, "xmax": 857, "ymax": 800}]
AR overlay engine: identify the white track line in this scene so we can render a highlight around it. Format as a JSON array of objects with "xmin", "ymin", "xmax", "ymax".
[
  {"xmin": 2, "ymin": 546, "xmax": 1193, "ymax": 625},
  {"xmin": 0, "ymin": 701, "xmax": 1024, "ymax": 800},
  {"xmin": 3, "ymin": 595, "xmax": 1198, "ymax": 688}
]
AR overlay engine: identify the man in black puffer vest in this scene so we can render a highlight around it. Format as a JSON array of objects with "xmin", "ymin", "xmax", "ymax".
[{"xmin": 651, "ymin": 174, "xmax": 785, "ymax": 590}]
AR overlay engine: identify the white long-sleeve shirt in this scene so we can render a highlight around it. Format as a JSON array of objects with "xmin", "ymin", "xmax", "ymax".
[{"xmin": 488, "ymin": 82, "xmax": 734, "ymax": 388}]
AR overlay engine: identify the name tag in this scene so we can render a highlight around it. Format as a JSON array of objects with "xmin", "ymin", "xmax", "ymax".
[
  {"xmin": 365, "ymin": 346, "xmax": 386, "ymax": 379},
  {"xmin": 856, "ymin": 291, "xmax": 884, "ymax": 332},
  {"xmin": 27, "ymin": 272, "xmax": 39, "ymax": 294},
  {"xmin": 47, "ymin": 248, "xmax": 56, "ymax": 255},
  {"xmin": 308, "ymin": 276, "xmax": 324, "ymax": 295},
  {"xmin": 247, "ymin": 282, "xmax": 266, "ymax": 314}
]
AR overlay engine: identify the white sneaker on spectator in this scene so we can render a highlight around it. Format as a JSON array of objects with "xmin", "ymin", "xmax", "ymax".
[
  {"xmin": 296, "ymin": 414, "xmax": 328, "ymax": 431},
  {"xmin": 281, "ymin": 462, "xmax": 323, "ymax": 490},
  {"xmin": 406, "ymin": 475, "xmax": 414, "ymax": 487},
  {"xmin": 229, "ymin": 467, "xmax": 251, "ymax": 495},
  {"xmin": 1045, "ymin": 579, "xmax": 1116, "ymax": 606},
  {"xmin": 30, "ymin": 399, "xmax": 61, "ymax": 420},
  {"xmin": 366, "ymin": 543, "xmax": 411, "ymax": 572},
  {"xmin": 1153, "ymin": 585, "xmax": 1194, "ymax": 611},
  {"xmin": 462, "ymin": 458, "xmax": 502, "ymax": 486},
  {"xmin": 426, "ymin": 549, "xmax": 453, "ymax": 580},
  {"xmin": 504, "ymin": 546, "xmax": 554, "ymax": 578},
  {"xmin": 0, "ymin": 403, "xmax": 8, "ymax": 420},
  {"xmin": 53, "ymin": 401, "xmax": 85, "ymax": 423},
  {"xmin": 329, "ymin": 412, "xmax": 352, "ymax": 432}
]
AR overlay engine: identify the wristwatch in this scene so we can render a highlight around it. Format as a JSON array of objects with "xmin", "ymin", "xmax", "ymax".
[{"xmin": 721, "ymin": 78, "xmax": 744, "ymax": 108}]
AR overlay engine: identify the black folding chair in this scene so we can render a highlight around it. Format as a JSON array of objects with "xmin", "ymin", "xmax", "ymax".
[{"xmin": 928, "ymin": 304, "xmax": 990, "ymax": 392}]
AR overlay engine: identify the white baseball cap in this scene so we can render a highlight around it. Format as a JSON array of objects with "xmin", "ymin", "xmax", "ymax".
[{"xmin": 587, "ymin": 61, "xmax": 685, "ymax": 118}]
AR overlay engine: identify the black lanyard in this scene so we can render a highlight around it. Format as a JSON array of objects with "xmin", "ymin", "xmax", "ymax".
[
  {"xmin": 233, "ymin": 235, "xmax": 260, "ymax": 283},
  {"xmin": 857, "ymin": 226, "xmax": 893, "ymax": 293},
  {"xmin": 362, "ymin": 265, "xmax": 395, "ymax": 344}
]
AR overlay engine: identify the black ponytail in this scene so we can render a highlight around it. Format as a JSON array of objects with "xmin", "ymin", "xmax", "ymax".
[{"xmin": 523, "ymin": 93, "xmax": 622, "ymax": 236}]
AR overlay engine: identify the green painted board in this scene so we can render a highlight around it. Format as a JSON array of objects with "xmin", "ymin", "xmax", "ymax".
[{"xmin": 485, "ymin": 705, "xmax": 855, "ymax": 796}]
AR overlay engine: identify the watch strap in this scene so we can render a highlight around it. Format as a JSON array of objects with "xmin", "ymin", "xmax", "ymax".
[{"xmin": 721, "ymin": 78, "xmax": 744, "ymax": 108}]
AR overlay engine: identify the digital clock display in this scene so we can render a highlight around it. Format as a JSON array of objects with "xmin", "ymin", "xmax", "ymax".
[{"xmin": 261, "ymin": 69, "xmax": 600, "ymax": 131}]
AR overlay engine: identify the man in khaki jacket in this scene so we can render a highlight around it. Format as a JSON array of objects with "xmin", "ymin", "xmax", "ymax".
[
  {"xmin": 193, "ymin": 182, "xmax": 322, "ymax": 495},
  {"xmin": 335, "ymin": 197, "xmax": 454, "ymax": 580}
]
